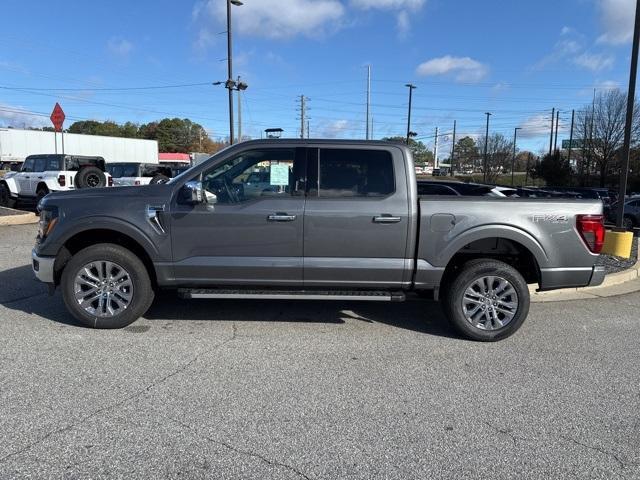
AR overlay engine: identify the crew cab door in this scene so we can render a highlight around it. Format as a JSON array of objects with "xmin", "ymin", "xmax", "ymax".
[
  {"xmin": 303, "ymin": 146, "xmax": 410, "ymax": 288},
  {"xmin": 169, "ymin": 147, "xmax": 306, "ymax": 286},
  {"xmin": 16, "ymin": 157, "xmax": 35, "ymax": 196}
]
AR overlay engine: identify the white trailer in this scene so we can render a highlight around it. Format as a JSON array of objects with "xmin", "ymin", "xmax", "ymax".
[{"xmin": 0, "ymin": 128, "xmax": 159, "ymax": 167}]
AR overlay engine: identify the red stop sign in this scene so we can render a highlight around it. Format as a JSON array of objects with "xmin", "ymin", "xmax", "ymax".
[{"xmin": 50, "ymin": 103, "xmax": 65, "ymax": 132}]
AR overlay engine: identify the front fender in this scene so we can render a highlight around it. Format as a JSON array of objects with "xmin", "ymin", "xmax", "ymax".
[
  {"xmin": 40, "ymin": 215, "xmax": 163, "ymax": 261},
  {"xmin": 1, "ymin": 176, "xmax": 19, "ymax": 196}
]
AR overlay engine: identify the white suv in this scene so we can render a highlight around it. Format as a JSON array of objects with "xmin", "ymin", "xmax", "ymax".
[
  {"xmin": 0, "ymin": 154, "xmax": 112, "ymax": 208},
  {"xmin": 106, "ymin": 162, "xmax": 172, "ymax": 187}
]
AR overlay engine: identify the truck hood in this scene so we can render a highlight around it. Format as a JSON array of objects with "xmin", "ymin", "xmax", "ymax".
[{"xmin": 45, "ymin": 184, "xmax": 172, "ymax": 202}]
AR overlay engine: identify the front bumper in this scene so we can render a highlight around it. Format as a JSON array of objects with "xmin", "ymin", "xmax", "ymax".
[{"xmin": 31, "ymin": 248, "xmax": 55, "ymax": 284}]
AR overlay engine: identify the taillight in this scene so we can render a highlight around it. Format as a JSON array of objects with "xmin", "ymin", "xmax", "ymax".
[
  {"xmin": 57, "ymin": 174, "xmax": 66, "ymax": 186},
  {"xmin": 576, "ymin": 214, "xmax": 605, "ymax": 254},
  {"xmin": 108, "ymin": 176, "xmax": 113, "ymax": 186}
]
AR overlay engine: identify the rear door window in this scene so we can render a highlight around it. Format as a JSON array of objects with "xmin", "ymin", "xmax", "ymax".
[
  {"xmin": 309, "ymin": 148, "xmax": 394, "ymax": 198},
  {"xmin": 46, "ymin": 156, "xmax": 61, "ymax": 171},
  {"xmin": 33, "ymin": 157, "xmax": 47, "ymax": 172}
]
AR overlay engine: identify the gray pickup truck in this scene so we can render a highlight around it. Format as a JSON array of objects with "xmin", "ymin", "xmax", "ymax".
[{"xmin": 31, "ymin": 140, "xmax": 606, "ymax": 341}]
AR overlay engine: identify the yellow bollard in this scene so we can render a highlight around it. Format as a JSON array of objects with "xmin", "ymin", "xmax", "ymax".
[{"xmin": 601, "ymin": 230, "xmax": 634, "ymax": 258}]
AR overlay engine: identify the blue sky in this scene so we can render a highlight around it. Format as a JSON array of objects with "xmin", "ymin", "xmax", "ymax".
[{"xmin": 0, "ymin": 0, "xmax": 637, "ymax": 156}]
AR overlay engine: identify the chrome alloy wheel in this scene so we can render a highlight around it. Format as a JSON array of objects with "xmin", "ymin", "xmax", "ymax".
[
  {"xmin": 461, "ymin": 276, "xmax": 519, "ymax": 330},
  {"xmin": 73, "ymin": 261, "xmax": 133, "ymax": 317}
]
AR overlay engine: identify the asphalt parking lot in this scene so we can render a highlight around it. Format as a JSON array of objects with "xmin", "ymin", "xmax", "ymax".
[{"xmin": 1, "ymin": 224, "xmax": 639, "ymax": 479}]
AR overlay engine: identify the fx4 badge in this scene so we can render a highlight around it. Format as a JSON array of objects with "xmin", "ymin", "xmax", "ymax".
[{"xmin": 532, "ymin": 214, "xmax": 569, "ymax": 224}]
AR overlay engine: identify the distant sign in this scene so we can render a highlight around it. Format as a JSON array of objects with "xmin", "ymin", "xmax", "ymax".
[{"xmin": 50, "ymin": 103, "xmax": 65, "ymax": 132}]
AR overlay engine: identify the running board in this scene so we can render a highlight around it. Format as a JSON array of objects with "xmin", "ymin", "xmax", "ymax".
[{"xmin": 178, "ymin": 289, "xmax": 406, "ymax": 302}]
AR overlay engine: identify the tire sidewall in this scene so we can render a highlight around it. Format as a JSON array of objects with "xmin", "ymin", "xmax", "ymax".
[
  {"xmin": 444, "ymin": 259, "xmax": 530, "ymax": 342},
  {"xmin": 75, "ymin": 167, "xmax": 106, "ymax": 189},
  {"xmin": 61, "ymin": 244, "xmax": 153, "ymax": 329}
]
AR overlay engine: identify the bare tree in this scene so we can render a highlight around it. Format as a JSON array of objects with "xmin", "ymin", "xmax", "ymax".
[
  {"xmin": 575, "ymin": 89, "xmax": 640, "ymax": 187},
  {"xmin": 476, "ymin": 133, "xmax": 513, "ymax": 183}
]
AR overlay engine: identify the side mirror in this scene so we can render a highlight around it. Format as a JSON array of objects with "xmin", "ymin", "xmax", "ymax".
[
  {"xmin": 181, "ymin": 180, "xmax": 217, "ymax": 206},
  {"xmin": 182, "ymin": 180, "xmax": 205, "ymax": 204}
]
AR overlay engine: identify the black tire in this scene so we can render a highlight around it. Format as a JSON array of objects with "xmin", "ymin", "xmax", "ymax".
[
  {"xmin": 442, "ymin": 259, "xmax": 530, "ymax": 342},
  {"xmin": 149, "ymin": 174, "xmax": 170, "ymax": 185},
  {"xmin": 74, "ymin": 166, "xmax": 106, "ymax": 189},
  {"xmin": 0, "ymin": 183, "xmax": 15, "ymax": 208},
  {"xmin": 623, "ymin": 215, "xmax": 635, "ymax": 231},
  {"xmin": 61, "ymin": 243, "xmax": 154, "ymax": 329},
  {"xmin": 36, "ymin": 187, "xmax": 49, "ymax": 205}
]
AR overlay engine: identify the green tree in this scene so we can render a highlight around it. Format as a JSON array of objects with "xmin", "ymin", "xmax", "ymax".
[
  {"xmin": 452, "ymin": 136, "xmax": 479, "ymax": 171},
  {"xmin": 532, "ymin": 152, "xmax": 573, "ymax": 186},
  {"xmin": 382, "ymin": 137, "xmax": 434, "ymax": 166}
]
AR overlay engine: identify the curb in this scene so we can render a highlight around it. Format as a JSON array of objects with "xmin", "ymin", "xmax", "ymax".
[
  {"xmin": 530, "ymin": 239, "xmax": 640, "ymax": 302},
  {"xmin": 0, "ymin": 208, "xmax": 38, "ymax": 226}
]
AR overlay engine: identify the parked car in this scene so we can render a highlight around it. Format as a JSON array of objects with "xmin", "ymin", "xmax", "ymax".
[
  {"xmin": 106, "ymin": 163, "xmax": 174, "ymax": 187},
  {"xmin": 0, "ymin": 154, "xmax": 111, "ymax": 208},
  {"xmin": 604, "ymin": 198, "xmax": 640, "ymax": 229},
  {"xmin": 417, "ymin": 180, "xmax": 496, "ymax": 196},
  {"xmin": 32, "ymin": 140, "xmax": 605, "ymax": 341}
]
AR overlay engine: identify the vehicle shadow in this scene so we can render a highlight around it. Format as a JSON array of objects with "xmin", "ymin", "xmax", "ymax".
[{"xmin": 0, "ymin": 264, "xmax": 457, "ymax": 338}]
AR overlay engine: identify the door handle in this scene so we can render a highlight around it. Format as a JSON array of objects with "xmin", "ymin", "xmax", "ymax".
[
  {"xmin": 37, "ymin": 176, "xmax": 43, "ymax": 179},
  {"xmin": 268, "ymin": 213, "xmax": 297, "ymax": 222},
  {"xmin": 373, "ymin": 215, "xmax": 402, "ymax": 224},
  {"xmin": 24, "ymin": 176, "xmax": 30, "ymax": 179}
]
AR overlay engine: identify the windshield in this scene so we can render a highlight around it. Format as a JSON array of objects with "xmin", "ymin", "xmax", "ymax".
[{"xmin": 106, "ymin": 163, "xmax": 140, "ymax": 178}]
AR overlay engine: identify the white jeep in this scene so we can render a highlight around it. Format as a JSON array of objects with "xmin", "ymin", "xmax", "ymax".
[
  {"xmin": 0, "ymin": 154, "xmax": 111, "ymax": 208},
  {"xmin": 106, "ymin": 162, "xmax": 172, "ymax": 187}
]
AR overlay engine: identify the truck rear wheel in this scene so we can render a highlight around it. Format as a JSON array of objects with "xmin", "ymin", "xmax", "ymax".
[
  {"xmin": 61, "ymin": 243, "xmax": 154, "ymax": 329},
  {"xmin": 442, "ymin": 259, "xmax": 530, "ymax": 342}
]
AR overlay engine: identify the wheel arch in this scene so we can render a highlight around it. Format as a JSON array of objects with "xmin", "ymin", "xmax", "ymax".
[{"xmin": 53, "ymin": 224, "xmax": 159, "ymax": 287}]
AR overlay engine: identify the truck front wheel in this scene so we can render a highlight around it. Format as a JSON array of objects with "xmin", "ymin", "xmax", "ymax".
[
  {"xmin": 442, "ymin": 259, "xmax": 530, "ymax": 341},
  {"xmin": 61, "ymin": 243, "xmax": 154, "ymax": 328}
]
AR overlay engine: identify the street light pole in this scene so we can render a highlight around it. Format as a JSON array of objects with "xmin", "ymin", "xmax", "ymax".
[
  {"xmin": 511, "ymin": 127, "xmax": 521, "ymax": 186},
  {"xmin": 405, "ymin": 83, "xmax": 416, "ymax": 144},
  {"xmin": 483, "ymin": 112, "xmax": 492, "ymax": 182},
  {"xmin": 616, "ymin": 0, "xmax": 640, "ymax": 229}
]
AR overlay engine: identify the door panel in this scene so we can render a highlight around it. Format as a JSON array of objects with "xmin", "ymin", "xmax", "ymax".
[
  {"xmin": 303, "ymin": 147, "xmax": 410, "ymax": 288},
  {"xmin": 170, "ymin": 148, "xmax": 306, "ymax": 286}
]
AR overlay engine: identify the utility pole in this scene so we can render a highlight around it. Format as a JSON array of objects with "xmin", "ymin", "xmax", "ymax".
[
  {"xmin": 554, "ymin": 110, "xmax": 560, "ymax": 153},
  {"xmin": 237, "ymin": 75, "xmax": 242, "ymax": 142},
  {"xmin": 226, "ymin": 0, "xmax": 235, "ymax": 144},
  {"xmin": 549, "ymin": 107, "xmax": 555, "ymax": 156},
  {"xmin": 525, "ymin": 152, "xmax": 532, "ymax": 185},
  {"xmin": 483, "ymin": 112, "xmax": 491, "ymax": 182},
  {"xmin": 405, "ymin": 83, "xmax": 416, "ymax": 144},
  {"xmin": 511, "ymin": 127, "xmax": 521, "ymax": 186},
  {"xmin": 450, "ymin": 120, "xmax": 457, "ymax": 176},
  {"xmin": 366, "ymin": 65, "xmax": 371, "ymax": 140},
  {"xmin": 567, "ymin": 109, "xmax": 575, "ymax": 166},
  {"xmin": 617, "ymin": 0, "xmax": 640, "ymax": 229},
  {"xmin": 433, "ymin": 127, "xmax": 439, "ymax": 168},
  {"xmin": 299, "ymin": 95, "xmax": 306, "ymax": 139},
  {"xmin": 588, "ymin": 89, "xmax": 596, "ymax": 182},
  {"xmin": 307, "ymin": 120, "xmax": 310, "ymax": 139}
]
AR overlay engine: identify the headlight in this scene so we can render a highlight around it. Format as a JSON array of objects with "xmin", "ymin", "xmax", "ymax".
[{"xmin": 37, "ymin": 206, "xmax": 59, "ymax": 243}]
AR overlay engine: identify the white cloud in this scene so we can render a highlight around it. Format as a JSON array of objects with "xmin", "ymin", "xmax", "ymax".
[
  {"xmin": 194, "ymin": 0, "xmax": 345, "ymax": 40},
  {"xmin": 0, "ymin": 104, "xmax": 48, "ymax": 129},
  {"xmin": 573, "ymin": 52, "xmax": 615, "ymax": 71},
  {"xmin": 518, "ymin": 113, "xmax": 567, "ymax": 139},
  {"xmin": 416, "ymin": 56, "xmax": 489, "ymax": 83},
  {"xmin": 560, "ymin": 26, "xmax": 574, "ymax": 36},
  {"xmin": 396, "ymin": 10, "xmax": 410, "ymax": 37},
  {"xmin": 597, "ymin": 0, "xmax": 635, "ymax": 45},
  {"xmin": 322, "ymin": 119, "xmax": 352, "ymax": 137},
  {"xmin": 107, "ymin": 37, "xmax": 133, "ymax": 57},
  {"xmin": 350, "ymin": 0, "xmax": 425, "ymax": 8}
]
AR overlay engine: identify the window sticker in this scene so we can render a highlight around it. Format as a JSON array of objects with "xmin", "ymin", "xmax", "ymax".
[{"xmin": 270, "ymin": 164, "xmax": 289, "ymax": 186}]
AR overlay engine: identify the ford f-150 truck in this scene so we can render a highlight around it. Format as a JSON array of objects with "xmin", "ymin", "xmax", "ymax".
[{"xmin": 31, "ymin": 140, "xmax": 606, "ymax": 341}]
